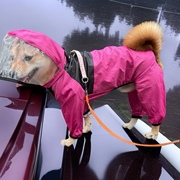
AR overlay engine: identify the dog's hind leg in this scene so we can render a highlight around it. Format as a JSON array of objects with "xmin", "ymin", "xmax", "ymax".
[
  {"xmin": 122, "ymin": 117, "xmax": 138, "ymax": 130},
  {"xmin": 119, "ymin": 83, "xmax": 135, "ymax": 93},
  {"xmin": 83, "ymin": 114, "xmax": 92, "ymax": 133},
  {"xmin": 145, "ymin": 125, "xmax": 160, "ymax": 139}
]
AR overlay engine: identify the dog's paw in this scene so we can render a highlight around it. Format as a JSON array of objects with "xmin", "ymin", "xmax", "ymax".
[
  {"xmin": 145, "ymin": 131, "xmax": 158, "ymax": 140},
  {"xmin": 60, "ymin": 137, "xmax": 75, "ymax": 147},
  {"xmin": 83, "ymin": 115, "xmax": 92, "ymax": 133},
  {"xmin": 122, "ymin": 122, "xmax": 134, "ymax": 130},
  {"xmin": 145, "ymin": 125, "xmax": 160, "ymax": 140},
  {"xmin": 122, "ymin": 118, "xmax": 138, "ymax": 130}
]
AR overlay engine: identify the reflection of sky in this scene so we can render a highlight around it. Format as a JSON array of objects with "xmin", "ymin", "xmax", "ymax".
[
  {"xmin": 0, "ymin": 0, "xmax": 180, "ymax": 92},
  {"xmin": 0, "ymin": 0, "xmax": 95, "ymax": 44},
  {"xmin": 110, "ymin": 16, "xmax": 132, "ymax": 38},
  {"xmin": 160, "ymin": 20, "xmax": 180, "ymax": 91}
]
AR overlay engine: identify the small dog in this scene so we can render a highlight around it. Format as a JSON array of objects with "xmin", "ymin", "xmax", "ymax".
[{"xmin": 2, "ymin": 21, "xmax": 166, "ymax": 146}]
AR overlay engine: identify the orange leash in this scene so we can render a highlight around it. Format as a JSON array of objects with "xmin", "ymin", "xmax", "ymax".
[{"xmin": 85, "ymin": 95, "xmax": 180, "ymax": 147}]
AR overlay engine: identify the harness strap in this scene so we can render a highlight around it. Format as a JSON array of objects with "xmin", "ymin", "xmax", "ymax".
[
  {"xmin": 73, "ymin": 50, "xmax": 180, "ymax": 147},
  {"xmin": 71, "ymin": 50, "xmax": 89, "ymax": 84}
]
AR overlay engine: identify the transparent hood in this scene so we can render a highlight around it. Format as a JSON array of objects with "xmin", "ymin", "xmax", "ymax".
[
  {"xmin": 0, "ymin": 34, "xmax": 58, "ymax": 86},
  {"xmin": 0, "ymin": 35, "xmax": 16, "ymax": 79}
]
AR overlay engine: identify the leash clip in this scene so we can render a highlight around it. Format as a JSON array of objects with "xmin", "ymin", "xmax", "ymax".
[{"xmin": 82, "ymin": 77, "xmax": 89, "ymax": 84}]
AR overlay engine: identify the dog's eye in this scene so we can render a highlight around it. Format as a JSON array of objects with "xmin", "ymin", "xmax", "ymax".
[{"xmin": 24, "ymin": 56, "xmax": 32, "ymax": 61}]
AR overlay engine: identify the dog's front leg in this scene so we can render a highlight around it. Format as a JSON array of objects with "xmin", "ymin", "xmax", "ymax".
[
  {"xmin": 122, "ymin": 118, "xmax": 138, "ymax": 129},
  {"xmin": 83, "ymin": 114, "xmax": 92, "ymax": 133},
  {"xmin": 60, "ymin": 114, "xmax": 92, "ymax": 147},
  {"xmin": 145, "ymin": 125, "xmax": 160, "ymax": 140},
  {"xmin": 61, "ymin": 137, "xmax": 75, "ymax": 147}
]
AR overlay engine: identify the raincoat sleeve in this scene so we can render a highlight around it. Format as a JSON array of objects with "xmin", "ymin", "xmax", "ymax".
[
  {"xmin": 49, "ymin": 71, "xmax": 86, "ymax": 138},
  {"xmin": 128, "ymin": 66, "xmax": 166, "ymax": 125},
  {"xmin": 128, "ymin": 90, "xmax": 146, "ymax": 118}
]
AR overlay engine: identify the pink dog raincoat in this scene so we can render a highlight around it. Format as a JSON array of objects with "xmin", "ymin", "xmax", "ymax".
[{"xmin": 8, "ymin": 30, "xmax": 166, "ymax": 138}]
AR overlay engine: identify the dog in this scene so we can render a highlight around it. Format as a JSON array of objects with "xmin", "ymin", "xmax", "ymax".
[{"xmin": 2, "ymin": 21, "xmax": 166, "ymax": 147}]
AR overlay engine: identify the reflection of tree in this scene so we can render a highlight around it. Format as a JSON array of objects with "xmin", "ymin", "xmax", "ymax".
[
  {"xmin": 104, "ymin": 151, "xmax": 162, "ymax": 180},
  {"xmin": 174, "ymin": 43, "xmax": 180, "ymax": 66},
  {"xmin": 62, "ymin": 0, "xmax": 180, "ymax": 36},
  {"xmin": 62, "ymin": 0, "xmax": 120, "ymax": 36},
  {"xmin": 63, "ymin": 28, "xmax": 121, "ymax": 52},
  {"xmin": 62, "ymin": 0, "xmax": 159, "ymax": 37},
  {"xmin": 41, "ymin": 132, "xmax": 95, "ymax": 180},
  {"xmin": 162, "ymin": 12, "xmax": 180, "ymax": 35},
  {"xmin": 161, "ymin": 84, "xmax": 180, "ymax": 147},
  {"xmin": 61, "ymin": 0, "xmax": 180, "ymax": 68}
]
